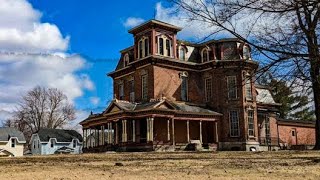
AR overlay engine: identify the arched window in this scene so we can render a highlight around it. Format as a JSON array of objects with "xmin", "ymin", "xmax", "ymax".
[
  {"xmin": 166, "ymin": 39, "xmax": 171, "ymax": 57},
  {"xmin": 157, "ymin": 35, "xmax": 172, "ymax": 57},
  {"xmin": 144, "ymin": 38, "xmax": 149, "ymax": 57},
  {"xmin": 180, "ymin": 72, "xmax": 188, "ymax": 101},
  {"xmin": 139, "ymin": 40, "xmax": 143, "ymax": 59},
  {"xmin": 202, "ymin": 48, "xmax": 209, "ymax": 62},
  {"xmin": 138, "ymin": 37, "xmax": 149, "ymax": 59},
  {"xmin": 159, "ymin": 38, "xmax": 164, "ymax": 55},
  {"xmin": 243, "ymin": 45, "xmax": 251, "ymax": 60},
  {"xmin": 123, "ymin": 53, "xmax": 129, "ymax": 67},
  {"xmin": 179, "ymin": 47, "xmax": 186, "ymax": 60},
  {"xmin": 73, "ymin": 139, "xmax": 77, "ymax": 148}
]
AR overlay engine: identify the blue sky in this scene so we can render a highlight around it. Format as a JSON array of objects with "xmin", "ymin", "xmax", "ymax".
[
  {"xmin": 0, "ymin": 0, "xmax": 225, "ymax": 127},
  {"xmin": 29, "ymin": 0, "xmax": 162, "ymax": 112}
]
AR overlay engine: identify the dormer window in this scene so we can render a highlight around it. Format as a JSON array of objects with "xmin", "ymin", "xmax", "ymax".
[
  {"xmin": 11, "ymin": 138, "xmax": 16, "ymax": 148},
  {"xmin": 243, "ymin": 45, "xmax": 251, "ymax": 60},
  {"xmin": 138, "ymin": 37, "xmax": 149, "ymax": 59},
  {"xmin": 157, "ymin": 35, "xmax": 172, "ymax": 57},
  {"xmin": 124, "ymin": 53, "xmax": 129, "ymax": 67},
  {"xmin": 50, "ymin": 139, "xmax": 55, "ymax": 148},
  {"xmin": 179, "ymin": 46, "xmax": 186, "ymax": 60},
  {"xmin": 73, "ymin": 139, "xmax": 77, "ymax": 148},
  {"xmin": 201, "ymin": 48, "xmax": 209, "ymax": 62}
]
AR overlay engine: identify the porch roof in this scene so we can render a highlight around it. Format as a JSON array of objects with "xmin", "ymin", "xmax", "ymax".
[{"xmin": 80, "ymin": 99, "xmax": 222, "ymax": 126}]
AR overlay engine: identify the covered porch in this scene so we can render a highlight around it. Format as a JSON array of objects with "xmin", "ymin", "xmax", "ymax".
[{"xmin": 80, "ymin": 99, "xmax": 222, "ymax": 152}]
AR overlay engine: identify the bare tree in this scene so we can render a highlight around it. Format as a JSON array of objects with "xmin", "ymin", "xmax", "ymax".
[
  {"xmin": 169, "ymin": 0, "xmax": 320, "ymax": 149},
  {"xmin": 5, "ymin": 86, "xmax": 75, "ymax": 140}
]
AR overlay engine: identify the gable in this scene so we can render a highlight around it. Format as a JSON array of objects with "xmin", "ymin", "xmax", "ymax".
[
  {"xmin": 110, "ymin": 106, "xmax": 121, "ymax": 113},
  {"xmin": 154, "ymin": 101, "xmax": 176, "ymax": 110}
]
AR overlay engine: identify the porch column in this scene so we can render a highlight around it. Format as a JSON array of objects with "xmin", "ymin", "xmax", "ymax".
[
  {"xmin": 187, "ymin": 120, "xmax": 190, "ymax": 143},
  {"xmin": 95, "ymin": 128, "xmax": 98, "ymax": 147},
  {"xmin": 115, "ymin": 122, "xmax": 118, "ymax": 144},
  {"xmin": 172, "ymin": 119, "xmax": 175, "ymax": 146},
  {"xmin": 107, "ymin": 123, "xmax": 111, "ymax": 144},
  {"xmin": 167, "ymin": 119, "xmax": 170, "ymax": 141},
  {"xmin": 147, "ymin": 118, "xmax": 150, "ymax": 141},
  {"xmin": 200, "ymin": 121, "xmax": 203, "ymax": 144},
  {"xmin": 89, "ymin": 128, "xmax": 92, "ymax": 148},
  {"xmin": 132, "ymin": 120, "xmax": 136, "ymax": 142},
  {"xmin": 215, "ymin": 122, "xmax": 219, "ymax": 143},
  {"xmin": 110, "ymin": 122, "xmax": 113, "ymax": 144},
  {"xmin": 122, "ymin": 120, "xmax": 127, "ymax": 143},
  {"xmin": 83, "ymin": 129, "xmax": 86, "ymax": 148},
  {"xmin": 101, "ymin": 125, "xmax": 104, "ymax": 146},
  {"xmin": 150, "ymin": 117, "xmax": 154, "ymax": 141}
]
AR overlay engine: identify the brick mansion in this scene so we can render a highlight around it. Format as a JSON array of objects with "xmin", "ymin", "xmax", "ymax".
[{"xmin": 80, "ymin": 20, "xmax": 315, "ymax": 152}]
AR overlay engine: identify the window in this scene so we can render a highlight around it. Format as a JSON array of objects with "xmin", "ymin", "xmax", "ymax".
[
  {"xmin": 141, "ymin": 74, "xmax": 148, "ymax": 100},
  {"xmin": 124, "ymin": 54, "xmax": 129, "ymax": 67},
  {"xmin": 50, "ymin": 139, "xmax": 55, "ymax": 148},
  {"xmin": 129, "ymin": 80, "xmax": 135, "ymax": 102},
  {"xmin": 144, "ymin": 38, "xmax": 149, "ymax": 57},
  {"xmin": 292, "ymin": 130, "xmax": 295, "ymax": 136},
  {"xmin": 202, "ymin": 49, "xmax": 209, "ymax": 62},
  {"xmin": 11, "ymin": 139, "xmax": 15, "ymax": 148},
  {"xmin": 248, "ymin": 110, "xmax": 254, "ymax": 137},
  {"xmin": 119, "ymin": 82, "xmax": 124, "ymax": 100},
  {"xmin": 138, "ymin": 37, "xmax": 149, "ymax": 59},
  {"xmin": 265, "ymin": 115, "xmax": 270, "ymax": 138},
  {"xmin": 227, "ymin": 76, "xmax": 237, "ymax": 99},
  {"xmin": 229, "ymin": 110, "xmax": 240, "ymax": 137},
  {"xmin": 157, "ymin": 36, "xmax": 172, "ymax": 57},
  {"xmin": 245, "ymin": 77, "xmax": 253, "ymax": 100},
  {"xmin": 73, "ymin": 140, "xmax": 77, "ymax": 148},
  {"xmin": 159, "ymin": 38, "xmax": 164, "ymax": 55},
  {"xmin": 181, "ymin": 73, "xmax": 188, "ymax": 101},
  {"xmin": 166, "ymin": 39, "xmax": 171, "ymax": 57},
  {"xmin": 139, "ymin": 40, "xmax": 143, "ymax": 59},
  {"xmin": 243, "ymin": 46, "xmax": 250, "ymax": 60},
  {"xmin": 179, "ymin": 47, "xmax": 186, "ymax": 60},
  {"xmin": 205, "ymin": 78, "xmax": 212, "ymax": 102},
  {"xmin": 33, "ymin": 140, "xmax": 36, "ymax": 149}
]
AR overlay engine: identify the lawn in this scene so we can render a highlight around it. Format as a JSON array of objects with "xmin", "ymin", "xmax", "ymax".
[{"xmin": 0, "ymin": 151, "xmax": 320, "ymax": 180}]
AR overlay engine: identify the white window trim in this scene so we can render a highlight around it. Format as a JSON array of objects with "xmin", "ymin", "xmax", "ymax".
[
  {"xmin": 245, "ymin": 77, "xmax": 253, "ymax": 100},
  {"xmin": 179, "ymin": 46, "xmax": 187, "ymax": 61},
  {"xmin": 247, "ymin": 110, "xmax": 255, "ymax": 137},
  {"xmin": 227, "ymin": 76, "xmax": 238, "ymax": 99},
  {"xmin": 138, "ymin": 37, "xmax": 149, "ymax": 59},
  {"xmin": 157, "ymin": 35, "xmax": 172, "ymax": 57},
  {"xmin": 201, "ymin": 48, "xmax": 210, "ymax": 63},
  {"xmin": 11, "ymin": 138, "xmax": 16, "ymax": 148},
  {"xmin": 123, "ymin": 53, "xmax": 129, "ymax": 68},
  {"xmin": 229, "ymin": 110, "xmax": 240, "ymax": 137}
]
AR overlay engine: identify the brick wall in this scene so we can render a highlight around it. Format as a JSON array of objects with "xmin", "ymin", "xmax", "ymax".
[{"xmin": 278, "ymin": 123, "xmax": 315, "ymax": 146}]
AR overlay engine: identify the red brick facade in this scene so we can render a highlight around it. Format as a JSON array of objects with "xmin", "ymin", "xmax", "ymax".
[{"xmin": 81, "ymin": 20, "xmax": 316, "ymax": 152}]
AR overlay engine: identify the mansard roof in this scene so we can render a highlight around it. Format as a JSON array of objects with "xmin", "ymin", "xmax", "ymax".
[{"xmin": 128, "ymin": 19, "xmax": 182, "ymax": 34}]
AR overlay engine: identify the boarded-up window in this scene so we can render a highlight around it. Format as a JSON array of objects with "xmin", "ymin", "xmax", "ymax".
[
  {"xmin": 205, "ymin": 78, "xmax": 212, "ymax": 102},
  {"xmin": 181, "ymin": 76, "xmax": 188, "ymax": 101}
]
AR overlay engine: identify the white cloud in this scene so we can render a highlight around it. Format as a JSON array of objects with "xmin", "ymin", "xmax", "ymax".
[
  {"xmin": 90, "ymin": 97, "xmax": 100, "ymax": 106},
  {"xmin": 123, "ymin": 17, "xmax": 145, "ymax": 28},
  {"xmin": 0, "ymin": 0, "xmax": 69, "ymax": 53},
  {"xmin": 0, "ymin": 0, "xmax": 94, "ymax": 126}
]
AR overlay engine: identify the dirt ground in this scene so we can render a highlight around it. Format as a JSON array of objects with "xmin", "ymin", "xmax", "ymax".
[{"xmin": 0, "ymin": 151, "xmax": 320, "ymax": 180}]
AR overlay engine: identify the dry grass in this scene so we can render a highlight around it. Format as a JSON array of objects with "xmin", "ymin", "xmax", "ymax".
[{"xmin": 1, "ymin": 151, "xmax": 320, "ymax": 179}]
